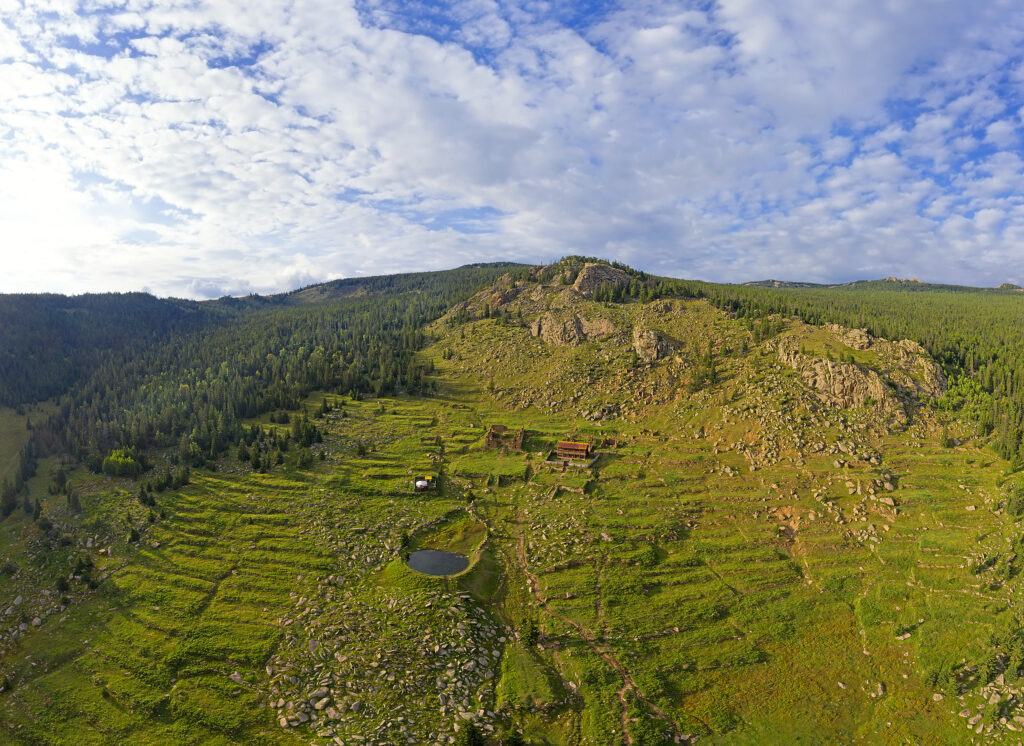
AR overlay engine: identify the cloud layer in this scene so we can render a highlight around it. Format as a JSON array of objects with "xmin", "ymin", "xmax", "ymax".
[{"xmin": 2, "ymin": 0, "xmax": 1024, "ymax": 296}]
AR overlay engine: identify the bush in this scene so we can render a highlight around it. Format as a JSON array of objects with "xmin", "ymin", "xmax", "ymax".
[
  {"xmin": 454, "ymin": 722, "xmax": 485, "ymax": 746},
  {"xmin": 1008, "ymin": 486, "xmax": 1024, "ymax": 518},
  {"xmin": 521, "ymin": 619, "xmax": 539, "ymax": 646},
  {"xmin": 102, "ymin": 448, "xmax": 142, "ymax": 478}
]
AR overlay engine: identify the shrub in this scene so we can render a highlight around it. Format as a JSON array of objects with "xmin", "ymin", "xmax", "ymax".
[
  {"xmin": 454, "ymin": 722, "xmax": 485, "ymax": 746},
  {"xmin": 102, "ymin": 448, "xmax": 142, "ymax": 478},
  {"xmin": 1008, "ymin": 485, "xmax": 1024, "ymax": 518}
]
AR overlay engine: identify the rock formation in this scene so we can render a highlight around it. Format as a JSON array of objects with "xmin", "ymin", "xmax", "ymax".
[
  {"xmin": 530, "ymin": 312, "xmax": 617, "ymax": 346},
  {"xmin": 530, "ymin": 312, "xmax": 584, "ymax": 346},
  {"xmin": 632, "ymin": 326, "xmax": 670, "ymax": 363},
  {"xmin": 778, "ymin": 343, "xmax": 890, "ymax": 409},
  {"xmin": 572, "ymin": 263, "xmax": 630, "ymax": 297},
  {"xmin": 580, "ymin": 317, "xmax": 617, "ymax": 337},
  {"xmin": 775, "ymin": 326, "xmax": 946, "ymax": 427}
]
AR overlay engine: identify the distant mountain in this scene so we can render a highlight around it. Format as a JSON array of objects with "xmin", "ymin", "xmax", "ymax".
[
  {"xmin": 744, "ymin": 277, "xmax": 1023, "ymax": 293},
  {"xmin": 742, "ymin": 279, "xmax": 828, "ymax": 288}
]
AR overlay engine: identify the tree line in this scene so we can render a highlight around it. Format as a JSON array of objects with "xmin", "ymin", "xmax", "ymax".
[{"xmin": 0, "ymin": 263, "xmax": 516, "ymax": 518}]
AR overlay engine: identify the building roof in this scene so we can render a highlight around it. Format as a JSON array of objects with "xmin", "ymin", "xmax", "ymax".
[{"xmin": 557, "ymin": 441, "xmax": 589, "ymax": 449}]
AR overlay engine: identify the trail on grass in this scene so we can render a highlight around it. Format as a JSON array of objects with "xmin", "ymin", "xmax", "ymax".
[{"xmin": 514, "ymin": 528, "xmax": 686, "ymax": 744}]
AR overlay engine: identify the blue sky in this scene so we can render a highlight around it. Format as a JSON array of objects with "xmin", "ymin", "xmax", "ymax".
[{"xmin": 1, "ymin": 0, "xmax": 1024, "ymax": 297}]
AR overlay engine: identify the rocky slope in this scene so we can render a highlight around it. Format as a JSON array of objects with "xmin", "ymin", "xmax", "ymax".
[
  {"xmin": 437, "ymin": 261, "xmax": 946, "ymax": 435},
  {"xmin": 773, "ymin": 322, "xmax": 946, "ymax": 428}
]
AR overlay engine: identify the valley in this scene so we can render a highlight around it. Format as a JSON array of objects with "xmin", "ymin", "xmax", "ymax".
[{"xmin": 1, "ymin": 261, "xmax": 1024, "ymax": 744}]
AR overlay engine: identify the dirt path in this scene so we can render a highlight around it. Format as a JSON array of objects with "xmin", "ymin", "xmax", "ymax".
[
  {"xmin": 617, "ymin": 683, "xmax": 632, "ymax": 745},
  {"xmin": 515, "ymin": 531, "xmax": 687, "ymax": 744},
  {"xmin": 595, "ymin": 551, "xmax": 608, "ymax": 639}
]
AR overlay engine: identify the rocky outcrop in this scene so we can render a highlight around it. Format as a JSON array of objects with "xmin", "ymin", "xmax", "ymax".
[
  {"xmin": 486, "ymin": 285, "xmax": 520, "ymax": 308},
  {"xmin": 572, "ymin": 263, "xmax": 630, "ymax": 297},
  {"xmin": 818, "ymin": 324, "xmax": 946, "ymax": 397},
  {"xmin": 580, "ymin": 318, "xmax": 617, "ymax": 337},
  {"xmin": 840, "ymin": 327, "xmax": 872, "ymax": 350},
  {"xmin": 779, "ymin": 344, "xmax": 890, "ymax": 408},
  {"xmin": 886, "ymin": 340, "xmax": 947, "ymax": 397},
  {"xmin": 822, "ymin": 324, "xmax": 873, "ymax": 350},
  {"xmin": 776, "ymin": 326, "xmax": 947, "ymax": 426},
  {"xmin": 632, "ymin": 326, "xmax": 670, "ymax": 363},
  {"xmin": 530, "ymin": 313, "xmax": 584, "ymax": 346},
  {"xmin": 530, "ymin": 312, "xmax": 617, "ymax": 346}
]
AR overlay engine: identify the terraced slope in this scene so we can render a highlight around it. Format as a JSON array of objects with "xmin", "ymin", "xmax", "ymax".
[{"xmin": 2, "ymin": 266, "xmax": 1023, "ymax": 745}]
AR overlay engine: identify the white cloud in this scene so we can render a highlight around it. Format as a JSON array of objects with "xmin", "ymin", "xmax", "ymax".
[{"xmin": 1, "ymin": 0, "xmax": 1024, "ymax": 296}]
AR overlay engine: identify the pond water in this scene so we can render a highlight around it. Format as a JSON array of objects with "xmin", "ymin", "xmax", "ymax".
[{"xmin": 406, "ymin": 549, "xmax": 470, "ymax": 576}]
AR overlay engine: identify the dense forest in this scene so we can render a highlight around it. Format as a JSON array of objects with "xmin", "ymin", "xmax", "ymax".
[
  {"xmin": 5, "ymin": 256, "xmax": 1024, "ymax": 519},
  {"xmin": 0, "ymin": 293, "xmax": 218, "ymax": 407},
  {"xmin": 0, "ymin": 263, "xmax": 517, "ymax": 516}
]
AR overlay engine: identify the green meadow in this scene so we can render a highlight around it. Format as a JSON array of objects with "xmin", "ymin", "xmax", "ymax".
[{"xmin": 2, "ymin": 281, "xmax": 1024, "ymax": 745}]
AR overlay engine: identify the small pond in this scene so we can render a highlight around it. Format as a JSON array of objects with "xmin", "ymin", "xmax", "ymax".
[{"xmin": 407, "ymin": 549, "xmax": 470, "ymax": 576}]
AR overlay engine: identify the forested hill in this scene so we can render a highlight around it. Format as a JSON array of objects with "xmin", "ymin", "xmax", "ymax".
[
  {"xmin": 743, "ymin": 278, "xmax": 1024, "ymax": 293},
  {"xmin": 6, "ymin": 256, "xmax": 1024, "ymax": 515},
  {"xmin": 0, "ymin": 262, "xmax": 520, "ymax": 513},
  {"xmin": 0, "ymin": 293, "xmax": 213, "ymax": 407},
  {"xmin": 0, "ymin": 263, "xmax": 518, "ymax": 409}
]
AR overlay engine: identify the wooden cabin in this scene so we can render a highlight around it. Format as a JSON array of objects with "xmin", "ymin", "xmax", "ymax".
[{"xmin": 555, "ymin": 441, "xmax": 591, "ymax": 461}]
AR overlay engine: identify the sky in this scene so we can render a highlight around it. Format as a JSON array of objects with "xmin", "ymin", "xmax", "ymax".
[{"xmin": 2, "ymin": 0, "xmax": 1024, "ymax": 298}]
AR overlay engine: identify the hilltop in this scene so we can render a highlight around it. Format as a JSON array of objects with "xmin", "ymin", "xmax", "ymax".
[
  {"xmin": 1, "ymin": 258, "xmax": 1024, "ymax": 744},
  {"xmin": 743, "ymin": 277, "xmax": 1024, "ymax": 292}
]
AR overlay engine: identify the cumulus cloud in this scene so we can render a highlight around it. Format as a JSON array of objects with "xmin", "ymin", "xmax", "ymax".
[{"xmin": 1, "ymin": 0, "xmax": 1024, "ymax": 297}]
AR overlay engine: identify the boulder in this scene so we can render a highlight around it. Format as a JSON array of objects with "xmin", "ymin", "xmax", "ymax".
[
  {"xmin": 844, "ymin": 328, "xmax": 872, "ymax": 349},
  {"xmin": 632, "ymin": 326, "xmax": 670, "ymax": 363},
  {"xmin": 579, "ymin": 317, "xmax": 617, "ymax": 337},
  {"xmin": 572, "ymin": 263, "xmax": 630, "ymax": 297}
]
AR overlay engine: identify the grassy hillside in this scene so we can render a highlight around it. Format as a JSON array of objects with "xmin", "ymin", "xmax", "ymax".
[{"xmin": 2, "ymin": 260, "xmax": 1024, "ymax": 744}]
